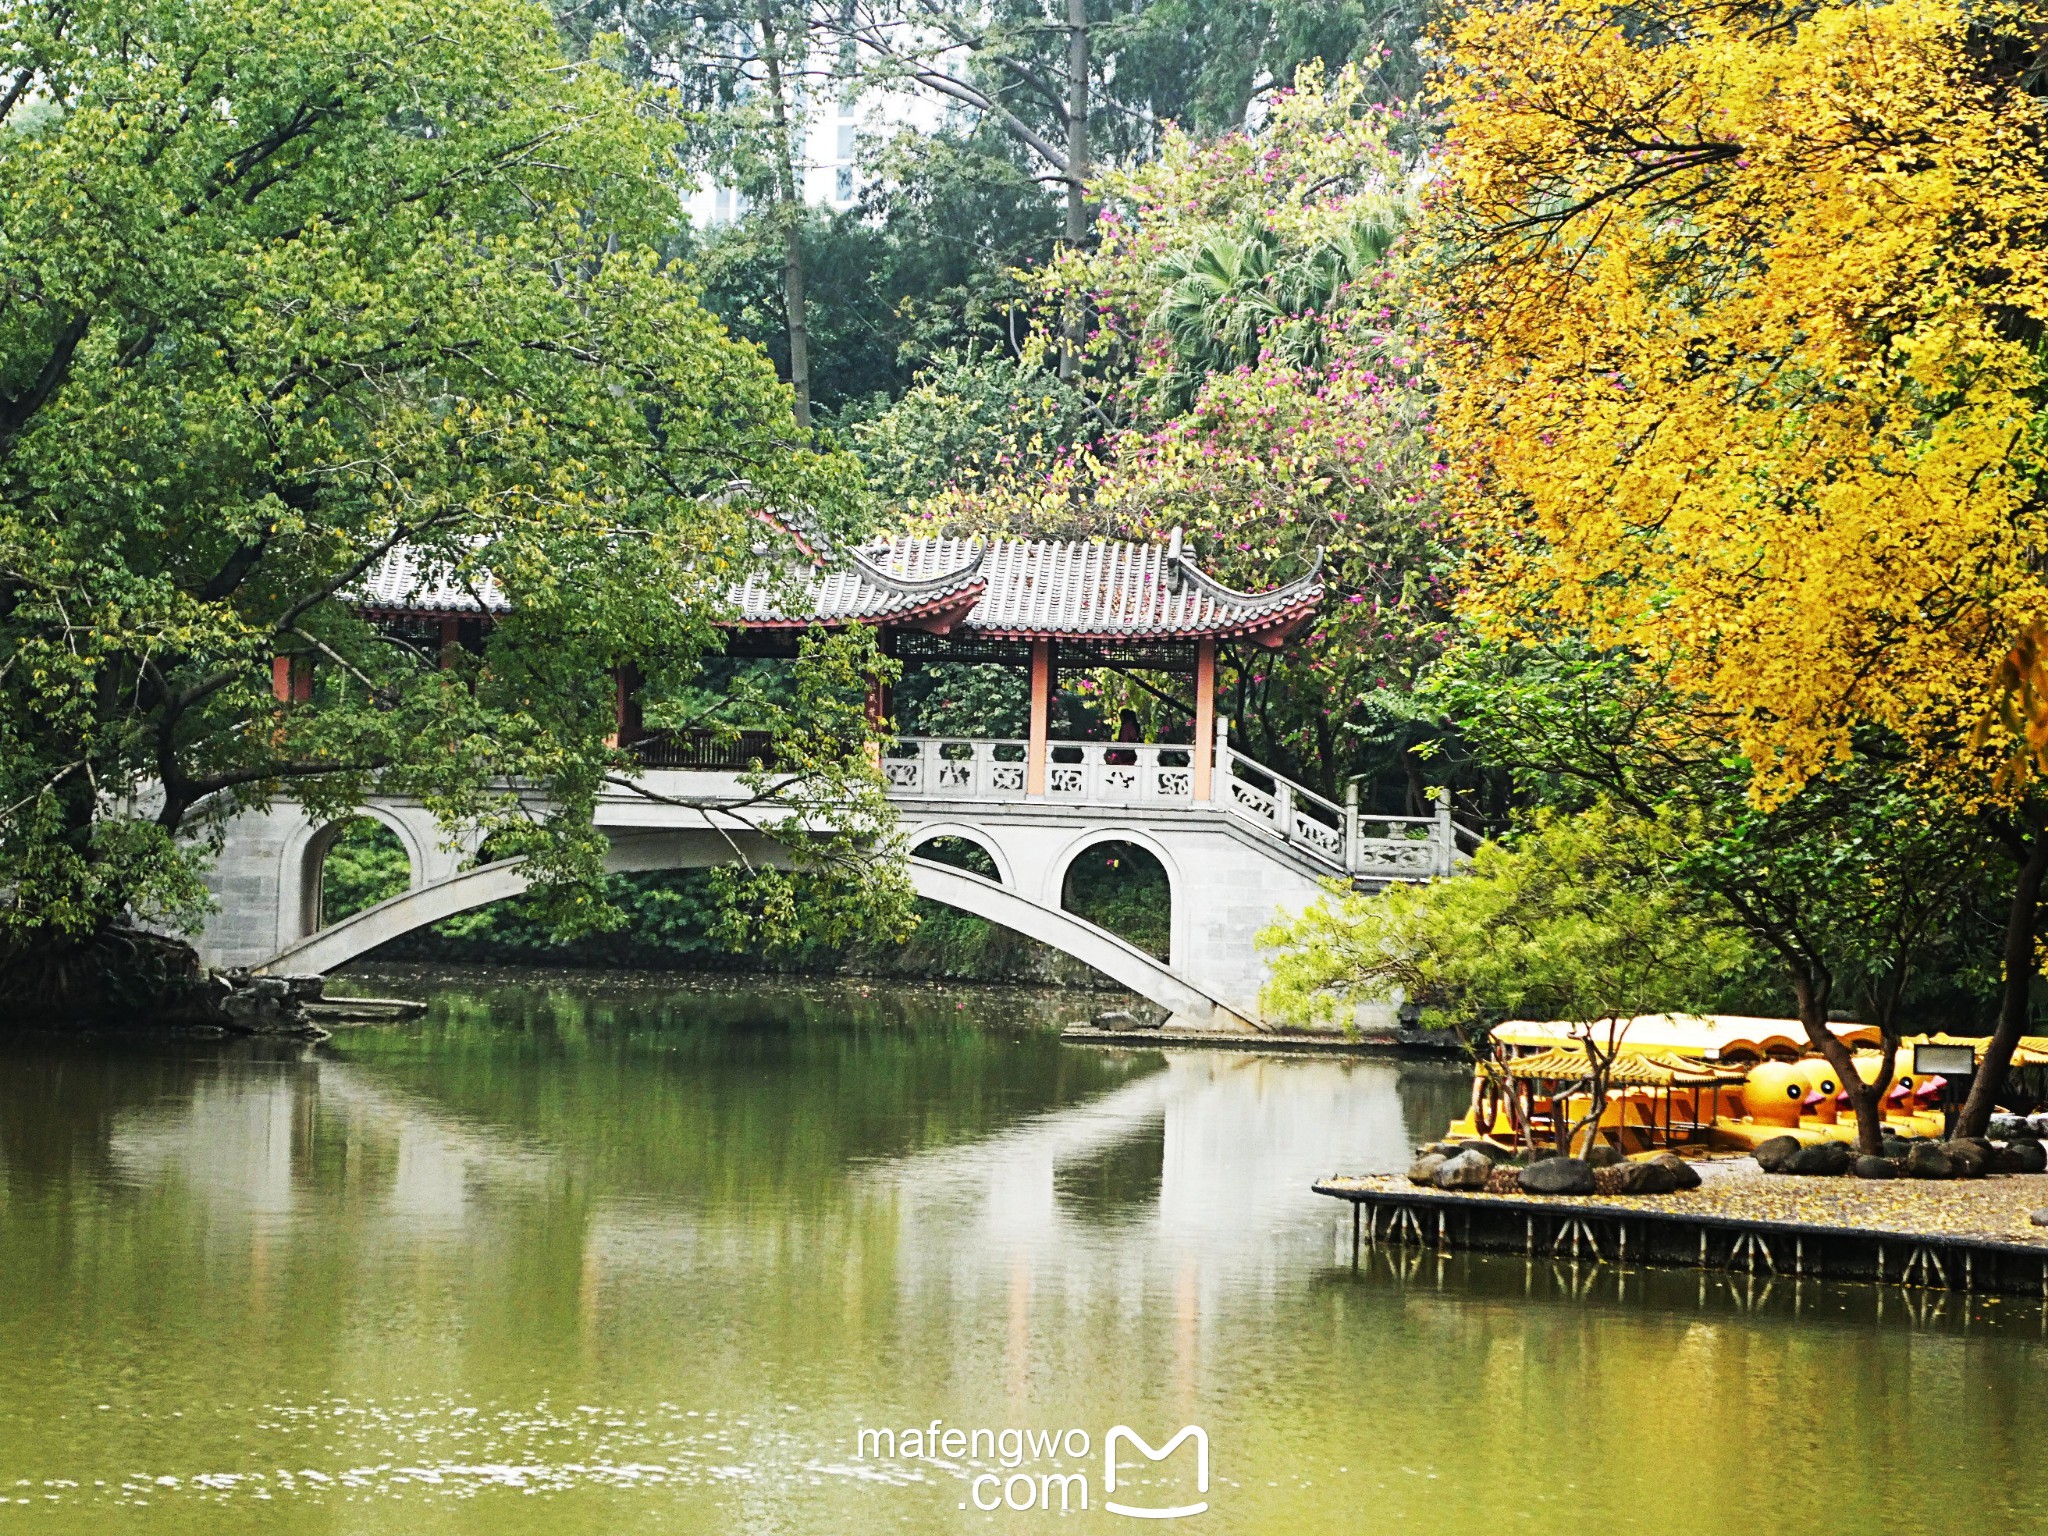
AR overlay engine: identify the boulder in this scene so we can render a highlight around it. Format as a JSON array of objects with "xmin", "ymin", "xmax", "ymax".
[
  {"xmin": 2032, "ymin": 1210, "xmax": 2048, "ymax": 1228},
  {"xmin": 2016, "ymin": 1141, "xmax": 2048, "ymax": 1174},
  {"xmin": 1984, "ymin": 1143, "xmax": 2028, "ymax": 1176},
  {"xmin": 1879, "ymin": 1136, "xmax": 1914, "ymax": 1160},
  {"xmin": 1650, "ymin": 1152, "xmax": 1703, "ymax": 1191},
  {"xmin": 1852, "ymin": 1155, "xmax": 1899, "ymax": 1180},
  {"xmin": 1942, "ymin": 1139, "xmax": 1989, "ymax": 1178},
  {"xmin": 1754, "ymin": 1135, "xmax": 1804, "ymax": 1173},
  {"xmin": 1584, "ymin": 1145, "xmax": 1625, "ymax": 1168},
  {"xmin": 1905, "ymin": 1143, "xmax": 1955, "ymax": 1180},
  {"xmin": 1784, "ymin": 1141, "xmax": 1852, "ymax": 1176},
  {"xmin": 1518, "ymin": 1157, "xmax": 1596, "ymax": 1196},
  {"xmin": 1610, "ymin": 1160, "xmax": 1680, "ymax": 1195},
  {"xmin": 1090, "ymin": 1008, "xmax": 1156, "ymax": 1032},
  {"xmin": 1433, "ymin": 1150, "xmax": 1496, "ymax": 1191},
  {"xmin": 2029, "ymin": 1112, "xmax": 2048, "ymax": 1139},
  {"xmin": 1408, "ymin": 1153, "xmax": 1448, "ymax": 1187},
  {"xmin": 1989, "ymin": 1113, "xmax": 2031, "ymax": 1142},
  {"xmin": 1449, "ymin": 1140, "xmax": 1516, "ymax": 1162}
]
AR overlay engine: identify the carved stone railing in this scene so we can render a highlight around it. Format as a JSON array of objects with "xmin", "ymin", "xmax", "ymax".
[
  {"xmin": 882, "ymin": 737, "xmax": 1030, "ymax": 798},
  {"xmin": 881, "ymin": 738, "xmax": 1196, "ymax": 805},
  {"xmin": 1044, "ymin": 741, "xmax": 1196, "ymax": 804},
  {"xmin": 874, "ymin": 724, "xmax": 1460, "ymax": 880},
  {"xmin": 1216, "ymin": 744, "xmax": 1348, "ymax": 871}
]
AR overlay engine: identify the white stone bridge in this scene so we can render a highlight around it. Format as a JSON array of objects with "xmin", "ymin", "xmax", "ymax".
[
  {"xmin": 198, "ymin": 722, "xmax": 1461, "ymax": 1029},
  {"xmin": 197, "ymin": 528, "xmax": 1470, "ymax": 1027}
]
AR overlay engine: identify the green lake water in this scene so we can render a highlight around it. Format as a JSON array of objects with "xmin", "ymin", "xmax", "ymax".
[{"xmin": 1, "ymin": 970, "xmax": 2043, "ymax": 1534}]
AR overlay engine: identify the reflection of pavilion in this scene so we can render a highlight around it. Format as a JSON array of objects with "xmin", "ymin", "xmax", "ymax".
[
  {"xmin": 106, "ymin": 1058, "xmax": 556, "ymax": 1229},
  {"xmin": 854, "ymin": 1053, "xmax": 1419, "ymax": 1272}
]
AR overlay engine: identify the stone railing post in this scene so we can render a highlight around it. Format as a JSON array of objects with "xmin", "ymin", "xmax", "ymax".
[
  {"xmin": 1345, "ymin": 779, "xmax": 1360, "ymax": 875},
  {"xmin": 1213, "ymin": 714, "xmax": 1231, "ymax": 806},
  {"xmin": 1434, "ymin": 786, "xmax": 1453, "ymax": 877},
  {"xmin": 1274, "ymin": 777, "xmax": 1292, "ymax": 844}
]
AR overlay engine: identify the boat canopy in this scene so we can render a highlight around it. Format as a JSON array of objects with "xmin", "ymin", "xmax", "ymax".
[
  {"xmin": 1497, "ymin": 1045, "xmax": 1740, "ymax": 1086},
  {"xmin": 1904, "ymin": 1033, "xmax": 2048, "ymax": 1068},
  {"xmin": 1492, "ymin": 1014, "xmax": 1880, "ymax": 1061}
]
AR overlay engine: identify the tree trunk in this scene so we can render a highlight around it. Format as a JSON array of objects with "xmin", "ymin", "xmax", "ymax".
[
  {"xmin": 1063, "ymin": 0, "xmax": 1089, "ymax": 245},
  {"xmin": 757, "ymin": 1, "xmax": 812, "ymax": 427},
  {"xmin": 1956, "ymin": 831, "xmax": 2048, "ymax": 1138},
  {"xmin": 1059, "ymin": 0, "xmax": 1089, "ymax": 379},
  {"xmin": 1790, "ymin": 968, "xmax": 1885, "ymax": 1154}
]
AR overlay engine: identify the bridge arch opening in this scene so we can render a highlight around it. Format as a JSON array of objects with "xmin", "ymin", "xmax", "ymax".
[
  {"xmin": 1058, "ymin": 839, "xmax": 1172, "ymax": 963},
  {"xmin": 299, "ymin": 815, "xmax": 415, "ymax": 936},
  {"xmin": 909, "ymin": 833, "xmax": 1005, "ymax": 884}
]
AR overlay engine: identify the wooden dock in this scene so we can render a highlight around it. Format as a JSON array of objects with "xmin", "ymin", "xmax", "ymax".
[{"xmin": 1314, "ymin": 1179, "xmax": 2048, "ymax": 1298}]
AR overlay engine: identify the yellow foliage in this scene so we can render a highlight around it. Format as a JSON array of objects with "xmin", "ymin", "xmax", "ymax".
[{"xmin": 1425, "ymin": 0, "xmax": 2048, "ymax": 801}]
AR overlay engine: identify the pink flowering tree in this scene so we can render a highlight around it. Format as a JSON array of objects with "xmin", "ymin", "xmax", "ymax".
[{"xmin": 911, "ymin": 63, "xmax": 1452, "ymax": 801}]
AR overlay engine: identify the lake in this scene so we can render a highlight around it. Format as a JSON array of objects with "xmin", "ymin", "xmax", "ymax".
[{"xmin": 0, "ymin": 971, "xmax": 2041, "ymax": 1534}]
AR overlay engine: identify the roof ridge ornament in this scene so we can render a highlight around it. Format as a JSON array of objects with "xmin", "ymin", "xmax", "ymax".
[
  {"xmin": 841, "ymin": 538, "xmax": 988, "ymax": 597},
  {"xmin": 1169, "ymin": 541, "xmax": 1324, "ymax": 605}
]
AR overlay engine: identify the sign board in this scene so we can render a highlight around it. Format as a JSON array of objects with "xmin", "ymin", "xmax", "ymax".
[{"xmin": 1912, "ymin": 1043, "xmax": 1978, "ymax": 1078}]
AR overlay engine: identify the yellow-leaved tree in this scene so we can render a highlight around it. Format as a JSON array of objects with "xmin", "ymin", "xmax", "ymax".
[{"xmin": 1424, "ymin": 0, "xmax": 2048, "ymax": 1134}]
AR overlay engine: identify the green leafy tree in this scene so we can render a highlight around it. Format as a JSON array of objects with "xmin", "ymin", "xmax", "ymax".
[
  {"xmin": 853, "ymin": 353, "xmax": 1092, "ymax": 502},
  {"xmin": 1432, "ymin": 644, "xmax": 1998, "ymax": 1152},
  {"xmin": 1259, "ymin": 801, "xmax": 1754, "ymax": 1151},
  {"xmin": 0, "ymin": 0, "xmax": 907, "ymax": 1013}
]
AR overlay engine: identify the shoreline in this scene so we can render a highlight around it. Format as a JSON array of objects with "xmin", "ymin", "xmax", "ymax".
[{"xmin": 1317, "ymin": 1167, "xmax": 2048, "ymax": 1297}]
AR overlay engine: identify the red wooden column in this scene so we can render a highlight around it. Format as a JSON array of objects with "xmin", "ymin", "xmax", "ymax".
[
  {"xmin": 608, "ymin": 664, "xmax": 644, "ymax": 749},
  {"xmin": 271, "ymin": 654, "xmax": 312, "ymax": 704},
  {"xmin": 1026, "ymin": 639, "xmax": 1052, "ymax": 797},
  {"xmin": 1192, "ymin": 637, "xmax": 1217, "ymax": 800},
  {"xmin": 864, "ymin": 672, "xmax": 892, "ymax": 768}
]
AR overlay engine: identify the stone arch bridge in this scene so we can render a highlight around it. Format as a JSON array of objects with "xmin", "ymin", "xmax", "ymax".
[
  {"xmin": 203, "ymin": 527, "xmax": 1469, "ymax": 1027},
  {"xmin": 197, "ymin": 728, "xmax": 1463, "ymax": 1030}
]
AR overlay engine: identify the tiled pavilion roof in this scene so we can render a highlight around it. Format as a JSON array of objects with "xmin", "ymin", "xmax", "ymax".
[{"xmin": 353, "ymin": 529, "xmax": 1321, "ymax": 644}]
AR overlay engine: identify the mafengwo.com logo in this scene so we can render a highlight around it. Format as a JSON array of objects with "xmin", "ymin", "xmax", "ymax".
[{"xmin": 855, "ymin": 1421, "xmax": 1210, "ymax": 1517}]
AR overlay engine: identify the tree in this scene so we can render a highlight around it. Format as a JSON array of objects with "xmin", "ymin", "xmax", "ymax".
[
  {"xmin": 561, "ymin": 0, "xmax": 825, "ymax": 424},
  {"xmin": 909, "ymin": 65, "xmax": 1451, "ymax": 801},
  {"xmin": 0, "ymin": 0, "xmax": 908, "ymax": 1015},
  {"xmin": 1259, "ymin": 800, "xmax": 1752, "ymax": 1153},
  {"xmin": 1432, "ymin": 644, "xmax": 1995, "ymax": 1153},
  {"xmin": 1424, "ymin": 0, "xmax": 2048, "ymax": 1133}
]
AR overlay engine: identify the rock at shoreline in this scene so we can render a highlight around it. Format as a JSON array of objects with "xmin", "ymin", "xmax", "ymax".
[
  {"xmin": 1990, "ymin": 1113, "xmax": 2030, "ymax": 1141},
  {"xmin": 2015, "ymin": 1141, "xmax": 2048, "ymax": 1174},
  {"xmin": 1984, "ymin": 1142, "xmax": 2028, "ymax": 1176},
  {"xmin": 1754, "ymin": 1136, "xmax": 1802, "ymax": 1173},
  {"xmin": 1784, "ymin": 1142, "xmax": 1851, "ymax": 1177},
  {"xmin": 1518, "ymin": 1157, "xmax": 1595, "ymax": 1196},
  {"xmin": 1852, "ymin": 1155, "xmax": 1899, "ymax": 1180},
  {"xmin": 1942, "ymin": 1139, "xmax": 1989, "ymax": 1178},
  {"xmin": 1090, "ymin": 1009, "xmax": 1157, "ymax": 1031},
  {"xmin": 1584, "ymin": 1145, "xmax": 1624, "ymax": 1168},
  {"xmin": 2031, "ymin": 1210, "xmax": 2048, "ymax": 1228},
  {"xmin": 1408, "ymin": 1154, "xmax": 1448, "ymax": 1187},
  {"xmin": 1609, "ymin": 1160, "xmax": 1679, "ymax": 1195},
  {"xmin": 1433, "ymin": 1150, "xmax": 1494, "ymax": 1190},
  {"xmin": 1905, "ymin": 1144, "xmax": 1955, "ymax": 1180},
  {"xmin": 1451, "ymin": 1140, "xmax": 1516, "ymax": 1162},
  {"xmin": 1651, "ymin": 1153, "xmax": 1702, "ymax": 1190}
]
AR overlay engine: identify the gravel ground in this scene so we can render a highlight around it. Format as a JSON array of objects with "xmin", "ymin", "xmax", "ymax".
[{"xmin": 1324, "ymin": 1161, "xmax": 2048, "ymax": 1247}]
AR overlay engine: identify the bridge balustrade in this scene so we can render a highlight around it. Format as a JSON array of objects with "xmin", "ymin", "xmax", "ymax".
[
  {"xmin": 627, "ymin": 728, "xmax": 1459, "ymax": 882},
  {"xmin": 882, "ymin": 737, "xmax": 1196, "ymax": 805}
]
